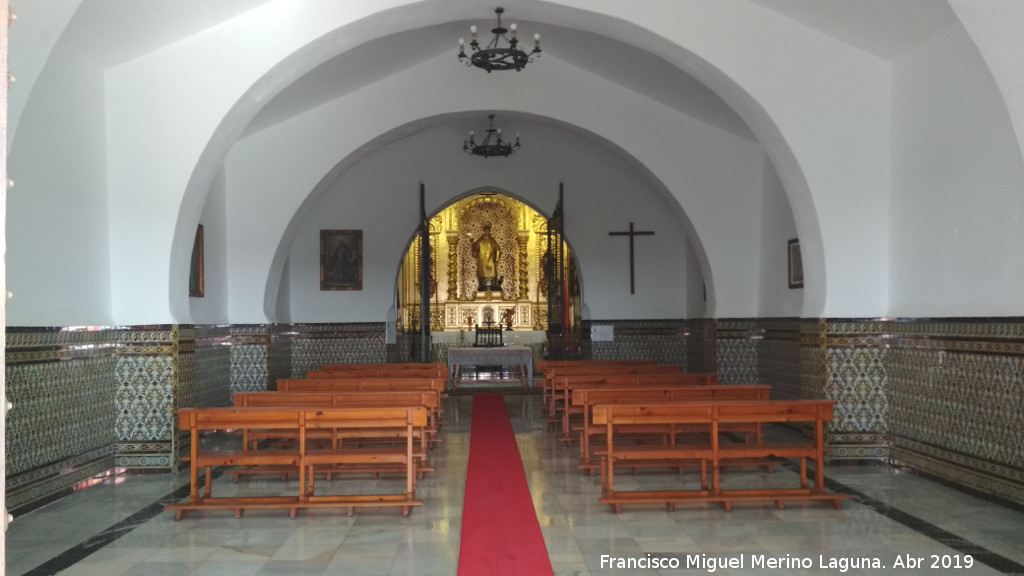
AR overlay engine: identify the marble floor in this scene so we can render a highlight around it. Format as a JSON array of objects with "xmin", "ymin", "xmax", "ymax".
[{"xmin": 5, "ymin": 394, "xmax": 1024, "ymax": 576}]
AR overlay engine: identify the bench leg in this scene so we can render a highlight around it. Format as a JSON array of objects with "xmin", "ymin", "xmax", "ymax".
[{"xmin": 204, "ymin": 467, "xmax": 212, "ymax": 498}]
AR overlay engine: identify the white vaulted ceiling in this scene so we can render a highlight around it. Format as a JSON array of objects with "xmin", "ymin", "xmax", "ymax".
[{"xmin": 12, "ymin": 0, "xmax": 956, "ymax": 145}]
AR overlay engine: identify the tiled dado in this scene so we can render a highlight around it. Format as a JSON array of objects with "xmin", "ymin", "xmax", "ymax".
[
  {"xmin": 6, "ymin": 325, "xmax": 241, "ymax": 514},
  {"xmin": 882, "ymin": 319, "xmax": 1024, "ymax": 507},
  {"xmin": 723, "ymin": 317, "xmax": 1023, "ymax": 506},
  {"xmin": 231, "ymin": 325, "xmax": 270, "ymax": 393},
  {"xmin": 5, "ymin": 328, "xmax": 119, "ymax": 514},
  {"xmin": 113, "ymin": 326, "xmax": 180, "ymax": 471},
  {"xmin": 818, "ymin": 320, "xmax": 891, "ymax": 462},
  {"xmin": 716, "ymin": 319, "xmax": 762, "ymax": 385},
  {"xmin": 581, "ymin": 320, "xmax": 688, "ymax": 368},
  {"xmin": 810, "ymin": 318, "xmax": 1024, "ymax": 506},
  {"xmin": 273, "ymin": 323, "xmax": 387, "ymax": 380}
]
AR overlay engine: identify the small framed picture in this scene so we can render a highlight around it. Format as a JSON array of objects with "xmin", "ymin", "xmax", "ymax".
[
  {"xmin": 788, "ymin": 238, "xmax": 803, "ymax": 289},
  {"xmin": 320, "ymin": 230, "xmax": 363, "ymax": 290},
  {"xmin": 189, "ymin": 224, "xmax": 204, "ymax": 297}
]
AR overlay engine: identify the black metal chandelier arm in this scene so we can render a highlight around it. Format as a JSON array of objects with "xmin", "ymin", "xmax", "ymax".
[{"xmin": 457, "ymin": 6, "xmax": 541, "ymax": 72}]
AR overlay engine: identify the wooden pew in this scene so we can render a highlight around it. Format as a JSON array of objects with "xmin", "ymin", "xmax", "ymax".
[
  {"xmin": 234, "ymin": 389, "xmax": 440, "ymax": 442},
  {"xmin": 276, "ymin": 377, "xmax": 446, "ymax": 422},
  {"xmin": 165, "ymin": 406, "xmax": 427, "ymax": 520},
  {"xmin": 570, "ymin": 385, "xmax": 771, "ymax": 472},
  {"xmin": 319, "ymin": 362, "xmax": 447, "ymax": 371},
  {"xmin": 592, "ymin": 400, "xmax": 848, "ymax": 513},
  {"xmin": 232, "ymin": 390, "xmax": 438, "ymax": 474},
  {"xmin": 308, "ymin": 366, "xmax": 450, "ymax": 382},
  {"xmin": 536, "ymin": 359, "xmax": 657, "ymax": 374},
  {"xmin": 552, "ymin": 372, "xmax": 719, "ymax": 433},
  {"xmin": 278, "ymin": 377, "xmax": 446, "ymax": 394},
  {"xmin": 302, "ymin": 406, "xmax": 426, "ymax": 517},
  {"xmin": 543, "ymin": 364, "xmax": 684, "ymax": 415}
]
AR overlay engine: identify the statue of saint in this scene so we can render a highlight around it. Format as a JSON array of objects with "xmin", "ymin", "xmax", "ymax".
[{"xmin": 468, "ymin": 221, "xmax": 501, "ymax": 292}]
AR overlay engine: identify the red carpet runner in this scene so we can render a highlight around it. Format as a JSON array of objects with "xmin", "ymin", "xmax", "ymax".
[{"xmin": 458, "ymin": 394, "xmax": 554, "ymax": 576}]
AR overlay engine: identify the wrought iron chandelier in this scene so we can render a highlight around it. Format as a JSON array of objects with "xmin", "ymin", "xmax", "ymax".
[
  {"xmin": 463, "ymin": 115, "xmax": 520, "ymax": 158},
  {"xmin": 457, "ymin": 7, "xmax": 541, "ymax": 72}
]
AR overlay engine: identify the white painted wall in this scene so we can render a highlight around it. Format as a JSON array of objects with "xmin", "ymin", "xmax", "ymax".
[
  {"xmin": 14, "ymin": 1, "xmax": 1024, "ymax": 327},
  {"xmin": 282, "ymin": 121, "xmax": 694, "ymax": 323},
  {"xmin": 891, "ymin": 25, "xmax": 1024, "ymax": 316},
  {"xmin": 6, "ymin": 44, "xmax": 111, "ymax": 326},
  {"xmin": 223, "ymin": 53, "xmax": 766, "ymax": 323},
  {"xmin": 758, "ymin": 158, "xmax": 802, "ymax": 317},
  {"xmin": 96, "ymin": 0, "xmax": 884, "ymax": 325}
]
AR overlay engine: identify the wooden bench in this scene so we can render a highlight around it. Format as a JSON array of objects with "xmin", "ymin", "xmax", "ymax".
[
  {"xmin": 542, "ymin": 364, "xmax": 685, "ymax": 415},
  {"xmin": 232, "ymin": 390, "xmax": 438, "ymax": 478},
  {"xmin": 235, "ymin": 389, "xmax": 441, "ymax": 444},
  {"xmin": 276, "ymin": 377, "xmax": 446, "ymax": 421},
  {"xmin": 552, "ymin": 372, "xmax": 719, "ymax": 433},
  {"xmin": 165, "ymin": 406, "xmax": 427, "ymax": 520},
  {"xmin": 537, "ymin": 359, "xmax": 657, "ymax": 372},
  {"xmin": 319, "ymin": 362, "xmax": 448, "ymax": 371},
  {"xmin": 537, "ymin": 359, "xmax": 656, "ymax": 392},
  {"xmin": 278, "ymin": 377, "xmax": 446, "ymax": 394},
  {"xmin": 307, "ymin": 367, "xmax": 450, "ymax": 382},
  {"xmin": 592, "ymin": 400, "xmax": 848, "ymax": 513},
  {"xmin": 570, "ymin": 385, "xmax": 771, "ymax": 472}
]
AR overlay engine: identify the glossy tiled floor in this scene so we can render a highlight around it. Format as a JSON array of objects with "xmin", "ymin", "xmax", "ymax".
[{"xmin": 6, "ymin": 394, "xmax": 1024, "ymax": 575}]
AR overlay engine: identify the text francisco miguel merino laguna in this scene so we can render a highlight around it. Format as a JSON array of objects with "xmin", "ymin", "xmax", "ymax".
[{"xmin": 600, "ymin": 552, "xmax": 974, "ymax": 572}]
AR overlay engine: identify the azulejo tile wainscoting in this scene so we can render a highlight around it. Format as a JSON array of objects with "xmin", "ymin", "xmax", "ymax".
[
  {"xmin": 5, "ymin": 325, "xmax": 261, "ymax": 514},
  {"xmin": 582, "ymin": 319, "xmax": 688, "ymax": 368},
  {"xmin": 719, "ymin": 317, "xmax": 1024, "ymax": 507},
  {"xmin": 6, "ymin": 317, "xmax": 1023, "ymax": 514}
]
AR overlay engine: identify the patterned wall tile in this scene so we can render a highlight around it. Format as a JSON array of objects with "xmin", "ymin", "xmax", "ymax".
[
  {"xmin": 267, "ymin": 324, "xmax": 293, "ymax": 390},
  {"xmin": 716, "ymin": 319, "xmax": 760, "ymax": 385},
  {"xmin": 277, "ymin": 323, "xmax": 387, "ymax": 379},
  {"xmin": 195, "ymin": 325, "xmax": 231, "ymax": 408},
  {"xmin": 7, "ymin": 317, "xmax": 1023, "ymax": 513},
  {"xmin": 6, "ymin": 355, "xmax": 117, "ymax": 476},
  {"xmin": 583, "ymin": 320, "xmax": 688, "ymax": 368},
  {"xmin": 687, "ymin": 319, "xmax": 717, "ymax": 374},
  {"xmin": 6, "ymin": 328, "xmax": 121, "ymax": 513},
  {"xmin": 758, "ymin": 318, "xmax": 802, "ymax": 400},
  {"xmin": 883, "ymin": 321, "xmax": 1024, "ymax": 505}
]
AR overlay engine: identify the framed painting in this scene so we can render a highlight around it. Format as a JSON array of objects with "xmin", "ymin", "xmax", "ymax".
[
  {"xmin": 788, "ymin": 238, "xmax": 804, "ymax": 289},
  {"xmin": 189, "ymin": 224, "xmax": 204, "ymax": 297},
  {"xmin": 321, "ymin": 230, "xmax": 363, "ymax": 290}
]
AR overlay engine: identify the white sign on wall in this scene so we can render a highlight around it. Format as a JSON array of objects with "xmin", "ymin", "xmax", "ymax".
[{"xmin": 591, "ymin": 325, "xmax": 614, "ymax": 342}]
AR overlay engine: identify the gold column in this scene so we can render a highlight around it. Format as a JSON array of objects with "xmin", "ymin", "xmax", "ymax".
[
  {"xmin": 518, "ymin": 233, "xmax": 530, "ymax": 300},
  {"xmin": 447, "ymin": 232, "xmax": 460, "ymax": 301}
]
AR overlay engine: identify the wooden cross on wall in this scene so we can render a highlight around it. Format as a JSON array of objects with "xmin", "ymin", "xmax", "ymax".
[{"xmin": 608, "ymin": 222, "xmax": 655, "ymax": 294}]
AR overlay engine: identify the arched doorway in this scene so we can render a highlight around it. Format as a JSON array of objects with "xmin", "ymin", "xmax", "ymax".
[{"xmin": 395, "ymin": 190, "xmax": 582, "ymax": 350}]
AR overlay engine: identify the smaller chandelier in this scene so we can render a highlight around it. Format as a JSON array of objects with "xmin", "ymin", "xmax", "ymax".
[
  {"xmin": 458, "ymin": 6, "xmax": 541, "ymax": 72},
  {"xmin": 463, "ymin": 115, "xmax": 520, "ymax": 158}
]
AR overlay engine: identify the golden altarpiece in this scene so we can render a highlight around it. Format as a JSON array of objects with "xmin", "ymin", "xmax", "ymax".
[{"xmin": 396, "ymin": 192, "xmax": 579, "ymax": 336}]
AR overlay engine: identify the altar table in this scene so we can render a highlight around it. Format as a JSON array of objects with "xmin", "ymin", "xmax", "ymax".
[{"xmin": 447, "ymin": 346, "xmax": 534, "ymax": 389}]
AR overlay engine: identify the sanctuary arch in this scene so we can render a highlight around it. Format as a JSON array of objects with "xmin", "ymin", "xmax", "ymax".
[{"xmin": 396, "ymin": 191, "xmax": 581, "ymax": 337}]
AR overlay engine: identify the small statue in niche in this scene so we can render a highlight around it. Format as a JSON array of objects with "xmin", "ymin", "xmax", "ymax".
[{"xmin": 500, "ymin": 308, "xmax": 516, "ymax": 331}]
